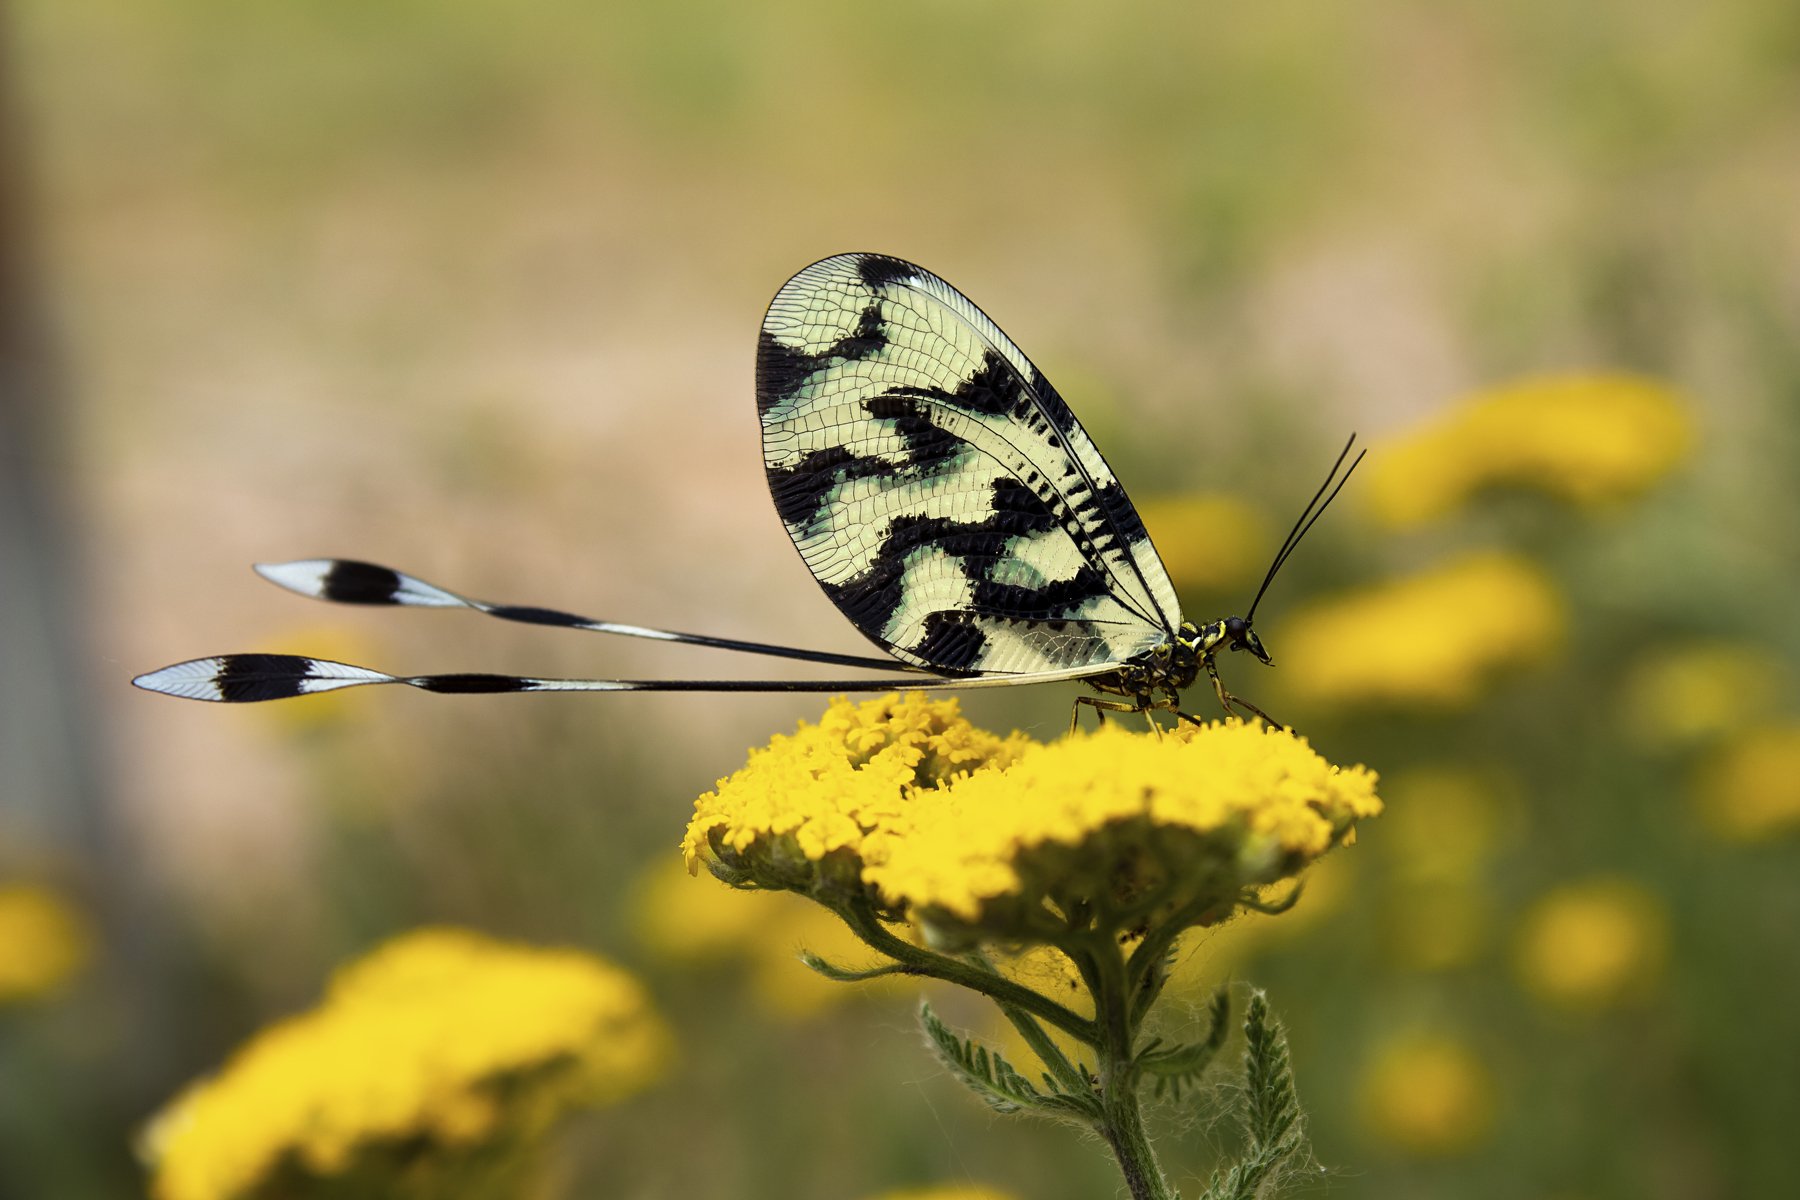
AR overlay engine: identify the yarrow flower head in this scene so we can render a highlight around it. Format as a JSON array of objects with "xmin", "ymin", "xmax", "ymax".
[
  {"xmin": 685, "ymin": 696, "xmax": 1379, "ymax": 1198},
  {"xmin": 866, "ymin": 720, "xmax": 1379, "ymax": 949},
  {"xmin": 0, "ymin": 883, "xmax": 92, "ymax": 1005},
  {"xmin": 682, "ymin": 693, "xmax": 1029, "ymax": 898},
  {"xmin": 1278, "ymin": 550, "xmax": 1563, "ymax": 710},
  {"xmin": 1363, "ymin": 372, "xmax": 1693, "ymax": 528},
  {"xmin": 143, "ymin": 927, "xmax": 671, "ymax": 1200},
  {"xmin": 686, "ymin": 695, "xmax": 1378, "ymax": 951}
]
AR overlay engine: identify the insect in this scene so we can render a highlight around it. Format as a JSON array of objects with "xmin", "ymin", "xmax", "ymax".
[{"xmin": 134, "ymin": 254, "xmax": 1361, "ymax": 729}]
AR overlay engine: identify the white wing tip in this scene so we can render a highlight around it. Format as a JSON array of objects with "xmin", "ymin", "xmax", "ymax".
[
  {"xmin": 132, "ymin": 658, "xmax": 232, "ymax": 701},
  {"xmin": 254, "ymin": 559, "xmax": 332, "ymax": 597}
]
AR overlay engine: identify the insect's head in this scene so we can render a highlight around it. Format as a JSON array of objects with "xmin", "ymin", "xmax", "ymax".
[
  {"xmin": 1240, "ymin": 434, "xmax": 1365, "ymax": 636},
  {"xmin": 1222, "ymin": 615, "xmax": 1272, "ymax": 666}
]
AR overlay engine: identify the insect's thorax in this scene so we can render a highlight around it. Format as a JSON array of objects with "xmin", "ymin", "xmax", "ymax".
[{"xmin": 1085, "ymin": 621, "xmax": 1216, "ymax": 702}]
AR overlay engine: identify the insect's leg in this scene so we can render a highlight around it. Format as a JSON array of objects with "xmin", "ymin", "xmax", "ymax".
[
  {"xmin": 1141, "ymin": 694, "xmax": 1173, "ymax": 738},
  {"xmin": 1070, "ymin": 694, "xmax": 1142, "ymax": 735},
  {"xmin": 1224, "ymin": 693, "xmax": 1285, "ymax": 729},
  {"xmin": 1206, "ymin": 662, "xmax": 1285, "ymax": 729},
  {"xmin": 1165, "ymin": 687, "xmax": 1205, "ymax": 727},
  {"xmin": 1207, "ymin": 662, "xmax": 1234, "ymax": 716}
]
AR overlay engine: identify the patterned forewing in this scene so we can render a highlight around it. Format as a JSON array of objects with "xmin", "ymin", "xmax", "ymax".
[{"xmin": 757, "ymin": 254, "xmax": 1181, "ymax": 676}]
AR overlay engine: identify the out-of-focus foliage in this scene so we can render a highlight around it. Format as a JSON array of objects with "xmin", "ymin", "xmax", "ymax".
[{"xmin": 7, "ymin": 1, "xmax": 1800, "ymax": 1198}]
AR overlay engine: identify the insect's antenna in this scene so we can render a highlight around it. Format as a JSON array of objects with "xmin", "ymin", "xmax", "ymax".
[{"xmin": 1244, "ymin": 434, "xmax": 1364, "ymax": 623}]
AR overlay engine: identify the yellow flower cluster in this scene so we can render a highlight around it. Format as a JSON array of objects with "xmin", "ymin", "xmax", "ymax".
[
  {"xmin": 1279, "ymin": 551, "xmax": 1562, "ymax": 709},
  {"xmin": 1512, "ymin": 878, "xmax": 1666, "ymax": 1012},
  {"xmin": 0, "ymin": 884, "xmax": 91, "ymax": 1004},
  {"xmin": 686, "ymin": 697, "xmax": 1379, "ymax": 948},
  {"xmin": 683, "ymin": 693, "xmax": 1028, "ymax": 893},
  {"xmin": 867, "ymin": 1187, "xmax": 1019, "ymax": 1200},
  {"xmin": 1364, "ymin": 372, "xmax": 1693, "ymax": 528},
  {"xmin": 144, "ymin": 928, "xmax": 671, "ymax": 1200},
  {"xmin": 870, "ymin": 721, "xmax": 1379, "ymax": 939}
]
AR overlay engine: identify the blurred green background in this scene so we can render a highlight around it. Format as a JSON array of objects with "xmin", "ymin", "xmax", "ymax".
[{"xmin": 4, "ymin": 1, "xmax": 1798, "ymax": 1197}]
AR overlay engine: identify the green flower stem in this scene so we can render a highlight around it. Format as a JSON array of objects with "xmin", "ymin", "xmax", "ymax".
[
  {"xmin": 834, "ymin": 896, "xmax": 1098, "ymax": 1045},
  {"xmin": 1071, "ymin": 933, "xmax": 1175, "ymax": 1200}
]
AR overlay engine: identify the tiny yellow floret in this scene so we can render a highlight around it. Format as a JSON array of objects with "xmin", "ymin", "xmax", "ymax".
[
  {"xmin": 1365, "ymin": 372, "xmax": 1693, "ymax": 527},
  {"xmin": 143, "ymin": 927, "xmax": 671, "ymax": 1200},
  {"xmin": 1280, "ymin": 551, "xmax": 1562, "ymax": 709}
]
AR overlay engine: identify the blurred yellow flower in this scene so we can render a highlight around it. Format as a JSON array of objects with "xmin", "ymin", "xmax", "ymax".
[
  {"xmin": 1137, "ymin": 492, "xmax": 1270, "ymax": 596},
  {"xmin": 689, "ymin": 696, "xmax": 1378, "ymax": 952},
  {"xmin": 1692, "ymin": 721, "xmax": 1800, "ymax": 840},
  {"xmin": 1364, "ymin": 372, "xmax": 1693, "ymax": 527},
  {"xmin": 1358, "ymin": 1032, "xmax": 1495, "ymax": 1156},
  {"xmin": 1279, "ymin": 551, "xmax": 1563, "ymax": 709},
  {"xmin": 635, "ymin": 854, "xmax": 768, "ymax": 960},
  {"xmin": 1513, "ymin": 878, "xmax": 1667, "ymax": 1012},
  {"xmin": 634, "ymin": 859, "xmax": 909, "ymax": 1018},
  {"xmin": 1621, "ymin": 643, "xmax": 1785, "ymax": 747},
  {"xmin": 0, "ymin": 883, "xmax": 92, "ymax": 1004},
  {"xmin": 144, "ymin": 927, "xmax": 671, "ymax": 1200}
]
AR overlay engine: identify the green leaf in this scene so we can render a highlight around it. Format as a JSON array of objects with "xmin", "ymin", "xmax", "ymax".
[
  {"xmin": 1140, "ymin": 987, "xmax": 1232, "ymax": 1100},
  {"xmin": 919, "ymin": 1003, "xmax": 1101, "ymax": 1121},
  {"xmin": 1200, "ymin": 990, "xmax": 1310, "ymax": 1200},
  {"xmin": 798, "ymin": 951, "xmax": 913, "ymax": 983}
]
